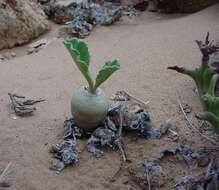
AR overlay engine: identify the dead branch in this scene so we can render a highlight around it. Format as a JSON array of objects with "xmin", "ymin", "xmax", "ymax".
[
  {"xmin": 111, "ymin": 90, "xmax": 149, "ymax": 108},
  {"xmin": 109, "ymin": 164, "xmax": 123, "ymax": 182},
  {"xmin": 8, "ymin": 93, "xmax": 45, "ymax": 116},
  {"xmin": 123, "ymin": 90, "xmax": 149, "ymax": 108},
  {"xmin": 0, "ymin": 162, "xmax": 12, "ymax": 188},
  {"xmin": 146, "ymin": 170, "xmax": 151, "ymax": 190},
  {"xmin": 114, "ymin": 107, "xmax": 127, "ymax": 162}
]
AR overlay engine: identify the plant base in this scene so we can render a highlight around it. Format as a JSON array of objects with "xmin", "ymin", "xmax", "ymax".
[{"xmin": 71, "ymin": 86, "xmax": 109, "ymax": 131}]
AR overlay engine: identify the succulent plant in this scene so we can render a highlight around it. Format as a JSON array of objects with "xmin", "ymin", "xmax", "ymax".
[
  {"xmin": 64, "ymin": 38, "xmax": 120, "ymax": 131},
  {"xmin": 64, "ymin": 38, "xmax": 120, "ymax": 93},
  {"xmin": 168, "ymin": 33, "xmax": 217, "ymax": 99},
  {"xmin": 168, "ymin": 33, "xmax": 219, "ymax": 132}
]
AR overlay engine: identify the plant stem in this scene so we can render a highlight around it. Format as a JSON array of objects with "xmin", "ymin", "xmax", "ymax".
[
  {"xmin": 86, "ymin": 73, "xmax": 95, "ymax": 93},
  {"xmin": 199, "ymin": 112, "xmax": 219, "ymax": 132}
]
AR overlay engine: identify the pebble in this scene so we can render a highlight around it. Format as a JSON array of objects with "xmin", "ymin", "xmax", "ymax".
[
  {"xmin": 0, "ymin": 54, "xmax": 4, "ymax": 60},
  {"xmin": 0, "ymin": 52, "xmax": 16, "ymax": 61}
]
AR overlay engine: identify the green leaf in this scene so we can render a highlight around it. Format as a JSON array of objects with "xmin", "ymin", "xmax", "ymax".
[
  {"xmin": 202, "ymin": 68, "xmax": 214, "ymax": 93},
  {"xmin": 63, "ymin": 38, "xmax": 94, "ymax": 91},
  {"xmin": 208, "ymin": 74, "xmax": 219, "ymax": 96},
  {"xmin": 94, "ymin": 60, "xmax": 120, "ymax": 91},
  {"xmin": 199, "ymin": 111, "xmax": 219, "ymax": 132},
  {"xmin": 64, "ymin": 38, "xmax": 90, "ymax": 65}
]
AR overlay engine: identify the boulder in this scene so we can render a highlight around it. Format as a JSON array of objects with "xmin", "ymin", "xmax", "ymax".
[
  {"xmin": 0, "ymin": 0, "xmax": 49, "ymax": 50},
  {"xmin": 147, "ymin": 0, "xmax": 216, "ymax": 13}
]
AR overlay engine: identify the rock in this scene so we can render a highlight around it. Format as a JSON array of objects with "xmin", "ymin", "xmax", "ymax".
[
  {"xmin": 133, "ymin": 1, "xmax": 148, "ymax": 11},
  {"xmin": 27, "ymin": 46, "xmax": 42, "ymax": 54},
  {"xmin": 0, "ymin": 52, "xmax": 17, "ymax": 61},
  {"xmin": 121, "ymin": 0, "xmax": 148, "ymax": 6},
  {"xmin": 42, "ymin": 0, "xmax": 86, "ymax": 24},
  {"xmin": 147, "ymin": 0, "xmax": 216, "ymax": 13},
  {"xmin": 29, "ymin": 38, "xmax": 49, "ymax": 48},
  {"xmin": 54, "ymin": 0, "xmax": 84, "ymax": 7},
  {"xmin": 147, "ymin": 0, "xmax": 157, "ymax": 12},
  {"xmin": 0, "ymin": 54, "xmax": 5, "ymax": 60},
  {"xmin": 40, "ymin": 0, "xmax": 137, "ymax": 38},
  {"xmin": 27, "ymin": 38, "xmax": 54, "ymax": 54},
  {"xmin": 3, "ymin": 52, "xmax": 13, "ymax": 60},
  {"xmin": 0, "ymin": 0, "xmax": 49, "ymax": 50},
  {"xmin": 10, "ymin": 52, "xmax": 16, "ymax": 57},
  {"xmin": 52, "ymin": 1, "xmax": 123, "ymax": 38},
  {"xmin": 38, "ymin": 0, "xmax": 50, "ymax": 3}
]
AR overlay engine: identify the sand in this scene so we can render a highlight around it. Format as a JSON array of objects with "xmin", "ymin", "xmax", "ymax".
[{"xmin": 0, "ymin": 4, "xmax": 219, "ymax": 190}]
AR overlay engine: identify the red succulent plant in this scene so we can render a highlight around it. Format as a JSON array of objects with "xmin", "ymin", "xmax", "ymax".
[{"xmin": 196, "ymin": 32, "xmax": 218, "ymax": 58}]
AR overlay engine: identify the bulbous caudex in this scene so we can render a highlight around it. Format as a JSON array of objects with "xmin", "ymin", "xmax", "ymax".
[
  {"xmin": 168, "ymin": 33, "xmax": 219, "ymax": 133},
  {"xmin": 64, "ymin": 38, "xmax": 120, "ymax": 131},
  {"xmin": 71, "ymin": 86, "xmax": 109, "ymax": 131}
]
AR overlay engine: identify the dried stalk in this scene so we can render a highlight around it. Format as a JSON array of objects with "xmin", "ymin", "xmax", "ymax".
[
  {"xmin": 123, "ymin": 90, "xmax": 149, "ymax": 107},
  {"xmin": 109, "ymin": 164, "xmax": 123, "ymax": 182},
  {"xmin": 114, "ymin": 107, "xmax": 127, "ymax": 162},
  {"xmin": 146, "ymin": 170, "xmax": 151, "ymax": 190},
  {"xmin": 8, "ymin": 93, "xmax": 45, "ymax": 116},
  {"xmin": 111, "ymin": 90, "xmax": 149, "ymax": 107},
  {"xmin": 0, "ymin": 162, "xmax": 12, "ymax": 187}
]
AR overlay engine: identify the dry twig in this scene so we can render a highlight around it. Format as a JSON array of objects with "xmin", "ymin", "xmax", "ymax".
[
  {"xmin": 146, "ymin": 170, "xmax": 151, "ymax": 190},
  {"xmin": 111, "ymin": 90, "xmax": 149, "ymax": 107},
  {"xmin": 8, "ymin": 93, "xmax": 45, "ymax": 116},
  {"xmin": 0, "ymin": 162, "xmax": 12, "ymax": 188},
  {"xmin": 114, "ymin": 106, "xmax": 127, "ymax": 162},
  {"xmin": 123, "ymin": 90, "xmax": 149, "ymax": 107},
  {"xmin": 109, "ymin": 164, "xmax": 123, "ymax": 182}
]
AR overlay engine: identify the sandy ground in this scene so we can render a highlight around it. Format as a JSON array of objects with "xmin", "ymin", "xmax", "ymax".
[{"xmin": 0, "ymin": 4, "xmax": 219, "ymax": 190}]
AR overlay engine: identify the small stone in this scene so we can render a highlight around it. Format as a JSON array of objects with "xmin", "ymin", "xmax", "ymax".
[
  {"xmin": 197, "ymin": 156, "xmax": 210, "ymax": 167},
  {"xmin": 27, "ymin": 48, "xmax": 35, "ymax": 55},
  {"xmin": 10, "ymin": 52, "xmax": 16, "ymax": 57},
  {"xmin": 183, "ymin": 104, "xmax": 192, "ymax": 114},
  {"xmin": 3, "ymin": 52, "xmax": 12, "ymax": 60},
  {"xmin": 50, "ymin": 159, "xmax": 65, "ymax": 173},
  {"xmin": 0, "ymin": 54, "xmax": 5, "ymax": 60},
  {"xmin": 0, "ymin": 178, "xmax": 11, "ymax": 187},
  {"xmin": 29, "ymin": 39, "xmax": 48, "ymax": 49},
  {"xmin": 11, "ymin": 115, "xmax": 17, "ymax": 120},
  {"xmin": 2, "ymin": 52, "xmax": 16, "ymax": 60}
]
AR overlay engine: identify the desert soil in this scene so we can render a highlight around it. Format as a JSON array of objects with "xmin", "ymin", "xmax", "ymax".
[{"xmin": 0, "ymin": 4, "xmax": 219, "ymax": 190}]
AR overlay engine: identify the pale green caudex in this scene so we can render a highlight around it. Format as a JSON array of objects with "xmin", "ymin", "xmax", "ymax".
[
  {"xmin": 168, "ymin": 33, "xmax": 219, "ymax": 132},
  {"xmin": 64, "ymin": 38, "xmax": 120, "ymax": 93}
]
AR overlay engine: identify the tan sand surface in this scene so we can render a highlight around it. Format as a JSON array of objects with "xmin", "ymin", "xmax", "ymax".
[{"xmin": 0, "ymin": 4, "xmax": 219, "ymax": 190}]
